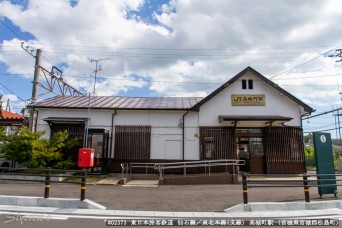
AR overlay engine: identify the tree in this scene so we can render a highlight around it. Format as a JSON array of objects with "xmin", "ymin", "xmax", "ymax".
[
  {"xmin": 0, "ymin": 127, "xmax": 43, "ymax": 164},
  {"xmin": 0, "ymin": 126, "xmax": 5, "ymax": 137},
  {"xmin": 0, "ymin": 127, "xmax": 77, "ymax": 169},
  {"xmin": 304, "ymin": 134, "xmax": 313, "ymax": 144},
  {"xmin": 304, "ymin": 145, "xmax": 314, "ymax": 157}
]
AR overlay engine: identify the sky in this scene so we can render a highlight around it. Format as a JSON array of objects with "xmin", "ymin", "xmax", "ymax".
[{"xmin": 0, "ymin": 0, "xmax": 342, "ymax": 137}]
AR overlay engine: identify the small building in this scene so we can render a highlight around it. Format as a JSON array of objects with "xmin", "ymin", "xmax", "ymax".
[
  {"xmin": 0, "ymin": 109, "xmax": 25, "ymax": 135},
  {"xmin": 29, "ymin": 67, "xmax": 314, "ymax": 174}
]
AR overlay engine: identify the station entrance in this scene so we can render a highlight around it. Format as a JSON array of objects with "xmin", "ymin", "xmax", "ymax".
[{"xmin": 200, "ymin": 126, "xmax": 305, "ymax": 174}]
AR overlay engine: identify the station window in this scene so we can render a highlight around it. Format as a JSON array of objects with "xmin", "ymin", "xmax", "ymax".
[
  {"xmin": 248, "ymin": 79, "xmax": 253, "ymax": 89},
  {"xmin": 242, "ymin": 79, "xmax": 253, "ymax": 90},
  {"xmin": 242, "ymin": 80, "xmax": 247, "ymax": 89}
]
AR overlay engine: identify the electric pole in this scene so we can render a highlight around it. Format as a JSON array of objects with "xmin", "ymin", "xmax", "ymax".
[
  {"xmin": 31, "ymin": 49, "xmax": 42, "ymax": 103},
  {"xmin": 6, "ymin": 99, "xmax": 10, "ymax": 112},
  {"xmin": 336, "ymin": 49, "xmax": 342, "ymax": 62}
]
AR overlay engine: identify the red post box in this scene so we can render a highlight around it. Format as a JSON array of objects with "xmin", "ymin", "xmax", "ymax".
[{"xmin": 78, "ymin": 148, "xmax": 94, "ymax": 168}]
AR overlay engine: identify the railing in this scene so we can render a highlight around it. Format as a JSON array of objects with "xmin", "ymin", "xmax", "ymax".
[
  {"xmin": 155, "ymin": 159, "xmax": 245, "ymax": 178},
  {"xmin": 120, "ymin": 160, "xmax": 245, "ymax": 179},
  {"xmin": 242, "ymin": 173, "xmax": 341, "ymax": 204},
  {"xmin": 0, "ymin": 167, "xmax": 87, "ymax": 201},
  {"xmin": 130, "ymin": 162, "xmax": 157, "ymax": 176},
  {"xmin": 120, "ymin": 163, "xmax": 129, "ymax": 178}
]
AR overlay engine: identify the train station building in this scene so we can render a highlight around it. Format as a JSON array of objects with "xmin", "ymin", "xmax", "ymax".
[{"xmin": 29, "ymin": 67, "xmax": 314, "ymax": 174}]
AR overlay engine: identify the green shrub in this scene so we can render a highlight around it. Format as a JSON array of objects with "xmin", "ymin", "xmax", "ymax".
[{"xmin": 0, "ymin": 127, "xmax": 76, "ymax": 169}]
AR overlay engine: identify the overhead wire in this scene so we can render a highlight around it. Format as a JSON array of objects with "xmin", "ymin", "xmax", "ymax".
[
  {"xmin": 0, "ymin": 18, "xmax": 37, "ymax": 54},
  {"xmin": 2, "ymin": 17, "xmax": 342, "ymax": 99},
  {"xmin": 269, "ymin": 43, "xmax": 342, "ymax": 79},
  {"xmin": 0, "ymin": 80, "xmax": 27, "ymax": 103},
  {"xmin": 1, "ymin": 72, "xmax": 341, "ymax": 88},
  {"xmin": 1, "ymin": 72, "xmax": 342, "ymax": 81},
  {"xmin": 17, "ymin": 43, "xmax": 334, "ymax": 51},
  {"xmin": 1, "ymin": 18, "xmax": 57, "ymax": 71}
]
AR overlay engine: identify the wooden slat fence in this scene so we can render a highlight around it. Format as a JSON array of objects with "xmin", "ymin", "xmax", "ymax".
[
  {"xmin": 114, "ymin": 125, "xmax": 151, "ymax": 161},
  {"xmin": 264, "ymin": 126, "xmax": 305, "ymax": 174},
  {"xmin": 199, "ymin": 126, "xmax": 236, "ymax": 160}
]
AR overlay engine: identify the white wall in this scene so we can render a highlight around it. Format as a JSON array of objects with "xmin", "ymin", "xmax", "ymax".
[
  {"xmin": 36, "ymin": 108, "xmax": 200, "ymax": 160},
  {"xmin": 199, "ymin": 72, "xmax": 304, "ymax": 126},
  {"xmin": 35, "ymin": 71, "xmax": 306, "ymax": 162},
  {"xmin": 36, "ymin": 109, "xmax": 113, "ymax": 138},
  {"xmin": 113, "ymin": 110, "xmax": 199, "ymax": 160}
]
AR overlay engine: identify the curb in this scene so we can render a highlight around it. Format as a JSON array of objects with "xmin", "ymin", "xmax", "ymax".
[
  {"xmin": 225, "ymin": 200, "xmax": 342, "ymax": 212},
  {"xmin": 0, "ymin": 195, "xmax": 106, "ymax": 210}
]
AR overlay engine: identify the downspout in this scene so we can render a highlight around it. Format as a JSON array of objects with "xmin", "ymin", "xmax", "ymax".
[
  {"xmin": 182, "ymin": 110, "xmax": 189, "ymax": 161},
  {"xmin": 109, "ymin": 110, "xmax": 117, "ymax": 172},
  {"xmin": 301, "ymin": 109, "xmax": 313, "ymax": 174}
]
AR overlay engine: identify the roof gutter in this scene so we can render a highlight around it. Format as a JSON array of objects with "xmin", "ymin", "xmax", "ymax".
[{"xmin": 300, "ymin": 109, "xmax": 314, "ymax": 129}]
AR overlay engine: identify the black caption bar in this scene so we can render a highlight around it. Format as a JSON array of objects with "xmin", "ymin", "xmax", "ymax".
[{"xmin": 106, "ymin": 219, "xmax": 339, "ymax": 226}]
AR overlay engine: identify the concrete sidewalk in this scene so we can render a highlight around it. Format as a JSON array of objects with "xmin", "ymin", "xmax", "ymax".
[{"xmin": 0, "ymin": 202, "xmax": 342, "ymax": 219}]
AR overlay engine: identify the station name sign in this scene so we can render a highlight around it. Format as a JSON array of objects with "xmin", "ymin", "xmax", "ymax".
[{"xmin": 231, "ymin": 94, "xmax": 265, "ymax": 106}]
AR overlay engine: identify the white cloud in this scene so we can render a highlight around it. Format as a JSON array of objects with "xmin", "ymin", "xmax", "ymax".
[
  {"xmin": 0, "ymin": 91, "xmax": 26, "ymax": 113},
  {"xmin": 0, "ymin": 39, "xmax": 35, "ymax": 77}
]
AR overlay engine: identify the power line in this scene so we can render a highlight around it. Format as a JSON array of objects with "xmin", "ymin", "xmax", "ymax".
[
  {"xmin": 269, "ymin": 43, "xmax": 342, "ymax": 79},
  {"xmin": 2, "ymin": 72, "xmax": 341, "ymax": 87},
  {"xmin": 303, "ymin": 127, "xmax": 338, "ymax": 133},
  {"xmin": 273, "ymin": 74, "xmax": 342, "ymax": 80},
  {"xmin": 1, "ymin": 18, "xmax": 57, "ymax": 70},
  {"xmin": 16, "ymin": 43, "xmax": 335, "ymax": 51},
  {"xmin": 0, "ymin": 19, "xmax": 26, "ymax": 42},
  {"xmin": 303, "ymin": 107, "xmax": 342, "ymax": 120},
  {"xmin": 1, "ymin": 45, "xmax": 332, "ymax": 53},
  {"xmin": 281, "ymin": 85, "xmax": 339, "ymax": 87},
  {"xmin": 1, "ymin": 46, "xmax": 333, "ymax": 58},
  {"xmin": 2, "ymin": 72, "xmax": 342, "ymax": 81},
  {"xmin": 169, "ymin": 84, "xmax": 219, "ymax": 96},
  {"xmin": 33, "ymin": 53, "xmax": 307, "ymax": 60},
  {"xmin": 0, "ymin": 81, "xmax": 27, "ymax": 103},
  {"xmin": 0, "ymin": 18, "xmax": 37, "ymax": 54}
]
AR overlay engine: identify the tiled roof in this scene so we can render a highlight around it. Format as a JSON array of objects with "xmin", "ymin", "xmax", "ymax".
[
  {"xmin": 0, "ymin": 110, "xmax": 24, "ymax": 120},
  {"xmin": 30, "ymin": 96, "xmax": 203, "ymax": 110}
]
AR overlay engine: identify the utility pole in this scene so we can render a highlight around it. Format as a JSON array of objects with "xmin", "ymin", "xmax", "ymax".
[
  {"xmin": 21, "ymin": 43, "xmax": 85, "ymax": 132},
  {"xmin": 84, "ymin": 58, "xmax": 110, "ymax": 147},
  {"xmin": 32, "ymin": 49, "xmax": 42, "ymax": 103},
  {"xmin": 6, "ymin": 99, "xmax": 10, "ymax": 112},
  {"xmin": 0, "ymin": 95, "xmax": 2, "ymax": 111},
  {"xmin": 336, "ymin": 49, "xmax": 342, "ymax": 62},
  {"xmin": 21, "ymin": 43, "xmax": 42, "ymax": 103}
]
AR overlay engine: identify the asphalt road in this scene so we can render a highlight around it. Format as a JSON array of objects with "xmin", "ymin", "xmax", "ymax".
[
  {"xmin": 1, "ymin": 180, "xmax": 342, "ymax": 227},
  {"xmin": 0, "ymin": 213, "xmax": 341, "ymax": 228},
  {"xmin": 0, "ymin": 181, "xmax": 339, "ymax": 212}
]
